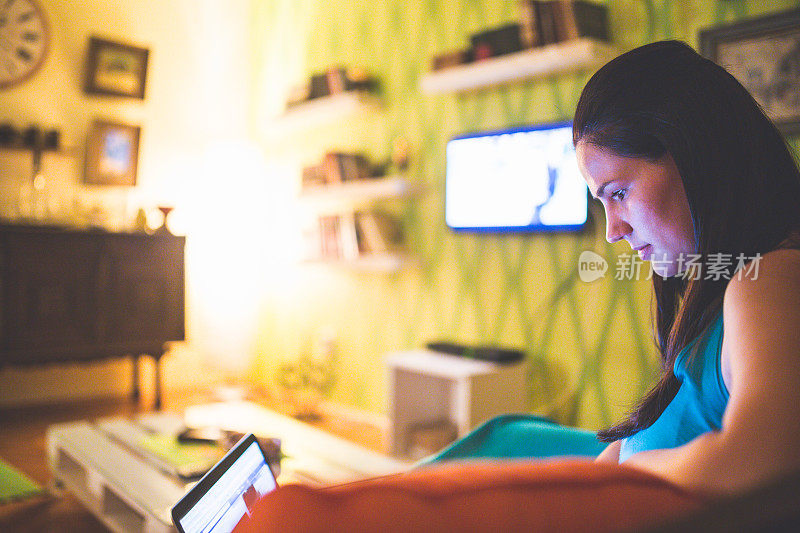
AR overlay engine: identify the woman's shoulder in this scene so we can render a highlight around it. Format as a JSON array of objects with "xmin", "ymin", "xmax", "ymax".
[
  {"xmin": 724, "ymin": 246, "xmax": 800, "ymax": 303},
  {"xmin": 719, "ymin": 243, "xmax": 800, "ymax": 397},
  {"xmin": 722, "ymin": 244, "xmax": 800, "ymax": 335}
]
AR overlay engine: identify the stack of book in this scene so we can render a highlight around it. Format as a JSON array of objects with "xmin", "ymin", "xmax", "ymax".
[
  {"xmin": 520, "ymin": 0, "xmax": 610, "ymax": 47},
  {"xmin": 307, "ymin": 210, "xmax": 404, "ymax": 262},
  {"xmin": 302, "ymin": 152, "xmax": 376, "ymax": 189},
  {"xmin": 353, "ymin": 210, "xmax": 404, "ymax": 255},
  {"xmin": 287, "ymin": 66, "xmax": 379, "ymax": 107},
  {"xmin": 430, "ymin": 0, "xmax": 609, "ymax": 70},
  {"xmin": 317, "ymin": 215, "xmax": 344, "ymax": 259},
  {"xmin": 471, "ymin": 24, "xmax": 525, "ymax": 61}
]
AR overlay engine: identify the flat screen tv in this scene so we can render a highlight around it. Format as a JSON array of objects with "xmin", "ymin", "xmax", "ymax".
[{"xmin": 445, "ymin": 121, "xmax": 588, "ymax": 233}]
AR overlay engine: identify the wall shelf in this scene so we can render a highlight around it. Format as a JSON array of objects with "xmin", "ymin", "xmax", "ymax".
[
  {"xmin": 265, "ymin": 91, "xmax": 381, "ymax": 135},
  {"xmin": 305, "ymin": 253, "xmax": 412, "ymax": 273},
  {"xmin": 299, "ymin": 176, "xmax": 414, "ymax": 212},
  {"xmin": 300, "ymin": 175, "xmax": 415, "ymax": 272},
  {"xmin": 420, "ymin": 38, "xmax": 617, "ymax": 94},
  {"xmin": 0, "ymin": 145, "xmax": 80, "ymax": 157}
]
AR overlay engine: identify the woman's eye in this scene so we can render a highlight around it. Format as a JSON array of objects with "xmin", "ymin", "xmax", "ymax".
[{"xmin": 610, "ymin": 188, "xmax": 627, "ymax": 200}]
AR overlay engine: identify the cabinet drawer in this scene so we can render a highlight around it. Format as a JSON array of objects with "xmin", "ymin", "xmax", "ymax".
[
  {"xmin": 99, "ymin": 235, "xmax": 185, "ymax": 344},
  {"xmin": 1, "ymin": 233, "xmax": 100, "ymax": 350}
]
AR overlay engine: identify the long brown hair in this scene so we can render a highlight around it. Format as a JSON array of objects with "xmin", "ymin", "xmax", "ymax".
[{"xmin": 573, "ymin": 41, "xmax": 800, "ymax": 441}]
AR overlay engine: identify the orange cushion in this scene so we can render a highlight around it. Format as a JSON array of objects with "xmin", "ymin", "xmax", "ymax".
[{"xmin": 234, "ymin": 460, "xmax": 707, "ymax": 533}]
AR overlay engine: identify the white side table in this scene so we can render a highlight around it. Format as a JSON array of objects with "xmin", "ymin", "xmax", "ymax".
[{"xmin": 386, "ymin": 350, "xmax": 527, "ymax": 458}]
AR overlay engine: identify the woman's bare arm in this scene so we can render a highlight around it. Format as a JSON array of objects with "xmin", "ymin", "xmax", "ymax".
[
  {"xmin": 623, "ymin": 249, "xmax": 800, "ymax": 495},
  {"xmin": 595, "ymin": 440, "xmax": 621, "ymax": 463}
]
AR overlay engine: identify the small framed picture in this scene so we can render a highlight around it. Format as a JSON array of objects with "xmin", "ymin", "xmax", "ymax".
[
  {"xmin": 84, "ymin": 119, "xmax": 140, "ymax": 186},
  {"xmin": 699, "ymin": 8, "xmax": 800, "ymax": 136},
  {"xmin": 84, "ymin": 36, "xmax": 149, "ymax": 99}
]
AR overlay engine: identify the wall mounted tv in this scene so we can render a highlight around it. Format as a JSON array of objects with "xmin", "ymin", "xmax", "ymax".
[{"xmin": 445, "ymin": 121, "xmax": 588, "ymax": 233}]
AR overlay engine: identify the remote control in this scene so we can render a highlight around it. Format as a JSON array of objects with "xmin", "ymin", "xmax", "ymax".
[
  {"xmin": 425, "ymin": 341, "xmax": 467, "ymax": 356},
  {"xmin": 426, "ymin": 342, "xmax": 524, "ymax": 364}
]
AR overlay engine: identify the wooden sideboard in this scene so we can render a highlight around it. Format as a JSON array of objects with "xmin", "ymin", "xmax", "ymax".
[{"xmin": 0, "ymin": 224, "xmax": 185, "ymax": 408}]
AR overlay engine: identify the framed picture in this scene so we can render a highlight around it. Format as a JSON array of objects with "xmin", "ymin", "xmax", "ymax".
[
  {"xmin": 699, "ymin": 8, "xmax": 800, "ymax": 136},
  {"xmin": 84, "ymin": 120, "xmax": 140, "ymax": 186},
  {"xmin": 84, "ymin": 36, "xmax": 149, "ymax": 99}
]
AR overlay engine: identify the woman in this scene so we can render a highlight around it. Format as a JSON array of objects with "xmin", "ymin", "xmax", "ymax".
[{"xmin": 573, "ymin": 40, "xmax": 800, "ymax": 495}]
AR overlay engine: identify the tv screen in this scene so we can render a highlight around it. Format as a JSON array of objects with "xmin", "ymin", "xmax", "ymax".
[{"xmin": 445, "ymin": 121, "xmax": 588, "ymax": 233}]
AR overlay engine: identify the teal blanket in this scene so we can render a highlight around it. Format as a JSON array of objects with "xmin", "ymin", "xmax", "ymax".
[{"xmin": 418, "ymin": 414, "xmax": 605, "ymax": 465}]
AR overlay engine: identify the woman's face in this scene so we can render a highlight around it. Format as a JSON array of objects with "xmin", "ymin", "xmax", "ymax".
[{"xmin": 576, "ymin": 141, "xmax": 696, "ymax": 278}]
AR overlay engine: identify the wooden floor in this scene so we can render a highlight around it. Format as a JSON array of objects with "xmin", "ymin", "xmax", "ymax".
[
  {"xmin": 0, "ymin": 389, "xmax": 385, "ymax": 532},
  {"xmin": 0, "ymin": 395, "xmax": 147, "ymax": 532}
]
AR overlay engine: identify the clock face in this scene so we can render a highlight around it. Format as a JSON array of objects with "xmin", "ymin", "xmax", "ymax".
[{"xmin": 0, "ymin": 0, "xmax": 49, "ymax": 89}]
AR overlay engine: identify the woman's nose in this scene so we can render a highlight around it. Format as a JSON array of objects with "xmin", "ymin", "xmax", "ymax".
[{"xmin": 606, "ymin": 213, "xmax": 632, "ymax": 244}]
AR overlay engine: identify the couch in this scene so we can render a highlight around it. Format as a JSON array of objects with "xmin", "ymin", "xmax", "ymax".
[
  {"xmin": 234, "ymin": 459, "xmax": 707, "ymax": 532},
  {"xmin": 233, "ymin": 415, "xmax": 709, "ymax": 532}
]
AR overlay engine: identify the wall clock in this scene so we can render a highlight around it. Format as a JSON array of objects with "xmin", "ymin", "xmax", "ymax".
[{"xmin": 0, "ymin": 0, "xmax": 49, "ymax": 90}]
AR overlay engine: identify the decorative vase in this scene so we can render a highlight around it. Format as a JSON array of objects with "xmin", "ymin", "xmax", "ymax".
[{"xmin": 156, "ymin": 206, "xmax": 174, "ymax": 234}]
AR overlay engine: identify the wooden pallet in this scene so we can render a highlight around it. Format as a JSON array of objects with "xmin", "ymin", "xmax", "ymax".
[
  {"xmin": 46, "ymin": 404, "xmax": 412, "ymax": 533},
  {"xmin": 47, "ymin": 421, "xmax": 185, "ymax": 533}
]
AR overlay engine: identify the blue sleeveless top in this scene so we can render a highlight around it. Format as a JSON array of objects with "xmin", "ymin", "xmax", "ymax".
[{"xmin": 619, "ymin": 313, "xmax": 729, "ymax": 463}]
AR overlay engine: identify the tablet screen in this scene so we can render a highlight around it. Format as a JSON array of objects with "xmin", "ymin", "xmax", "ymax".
[{"xmin": 173, "ymin": 434, "xmax": 277, "ymax": 533}]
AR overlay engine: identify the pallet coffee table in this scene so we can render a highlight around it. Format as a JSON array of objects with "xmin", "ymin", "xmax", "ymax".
[{"xmin": 47, "ymin": 401, "xmax": 410, "ymax": 533}]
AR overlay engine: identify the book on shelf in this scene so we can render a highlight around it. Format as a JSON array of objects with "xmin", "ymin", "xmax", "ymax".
[
  {"xmin": 326, "ymin": 67, "xmax": 346, "ymax": 94},
  {"xmin": 537, "ymin": 2, "xmax": 560, "ymax": 45},
  {"xmin": 318, "ymin": 215, "xmax": 342, "ymax": 259},
  {"xmin": 322, "ymin": 153, "xmax": 344, "ymax": 184},
  {"xmin": 470, "ymin": 24, "xmax": 525, "ymax": 60},
  {"xmin": 307, "ymin": 211, "xmax": 404, "ymax": 261},
  {"xmin": 552, "ymin": 0, "xmax": 609, "ymax": 42},
  {"xmin": 519, "ymin": 1, "xmax": 610, "ymax": 47},
  {"xmin": 427, "ymin": 1, "xmax": 610, "ymax": 75},
  {"xmin": 302, "ymin": 163, "xmax": 327, "ymax": 188},
  {"xmin": 302, "ymin": 152, "xmax": 375, "ymax": 191},
  {"xmin": 519, "ymin": 0, "xmax": 541, "ymax": 48},
  {"xmin": 431, "ymin": 49, "xmax": 474, "ymax": 71},
  {"xmin": 306, "ymin": 66, "xmax": 379, "ymax": 101},
  {"xmin": 325, "ymin": 152, "xmax": 372, "ymax": 183},
  {"xmin": 308, "ymin": 68, "xmax": 349, "ymax": 98},
  {"xmin": 339, "ymin": 212, "xmax": 361, "ymax": 261},
  {"xmin": 354, "ymin": 210, "xmax": 404, "ymax": 255}
]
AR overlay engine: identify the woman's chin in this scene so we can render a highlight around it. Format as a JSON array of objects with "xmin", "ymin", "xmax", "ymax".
[{"xmin": 651, "ymin": 261, "xmax": 678, "ymax": 279}]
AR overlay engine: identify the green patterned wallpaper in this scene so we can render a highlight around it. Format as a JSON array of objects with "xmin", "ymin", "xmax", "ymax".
[{"xmin": 251, "ymin": 0, "xmax": 800, "ymax": 429}]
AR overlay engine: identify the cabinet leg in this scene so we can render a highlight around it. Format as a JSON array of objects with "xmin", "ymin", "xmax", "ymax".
[
  {"xmin": 154, "ymin": 356, "xmax": 162, "ymax": 410},
  {"xmin": 131, "ymin": 355, "xmax": 140, "ymax": 402}
]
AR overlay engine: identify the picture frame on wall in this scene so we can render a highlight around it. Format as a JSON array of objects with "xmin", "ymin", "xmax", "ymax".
[
  {"xmin": 84, "ymin": 36, "xmax": 149, "ymax": 99},
  {"xmin": 699, "ymin": 8, "xmax": 800, "ymax": 136},
  {"xmin": 84, "ymin": 119, "xmax": 140, "ymax": 186}
]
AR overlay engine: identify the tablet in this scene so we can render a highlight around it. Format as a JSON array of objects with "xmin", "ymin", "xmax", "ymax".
[{"xmin": 171, "ymin": 433, "xmax": 278, "ymax": 533}]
